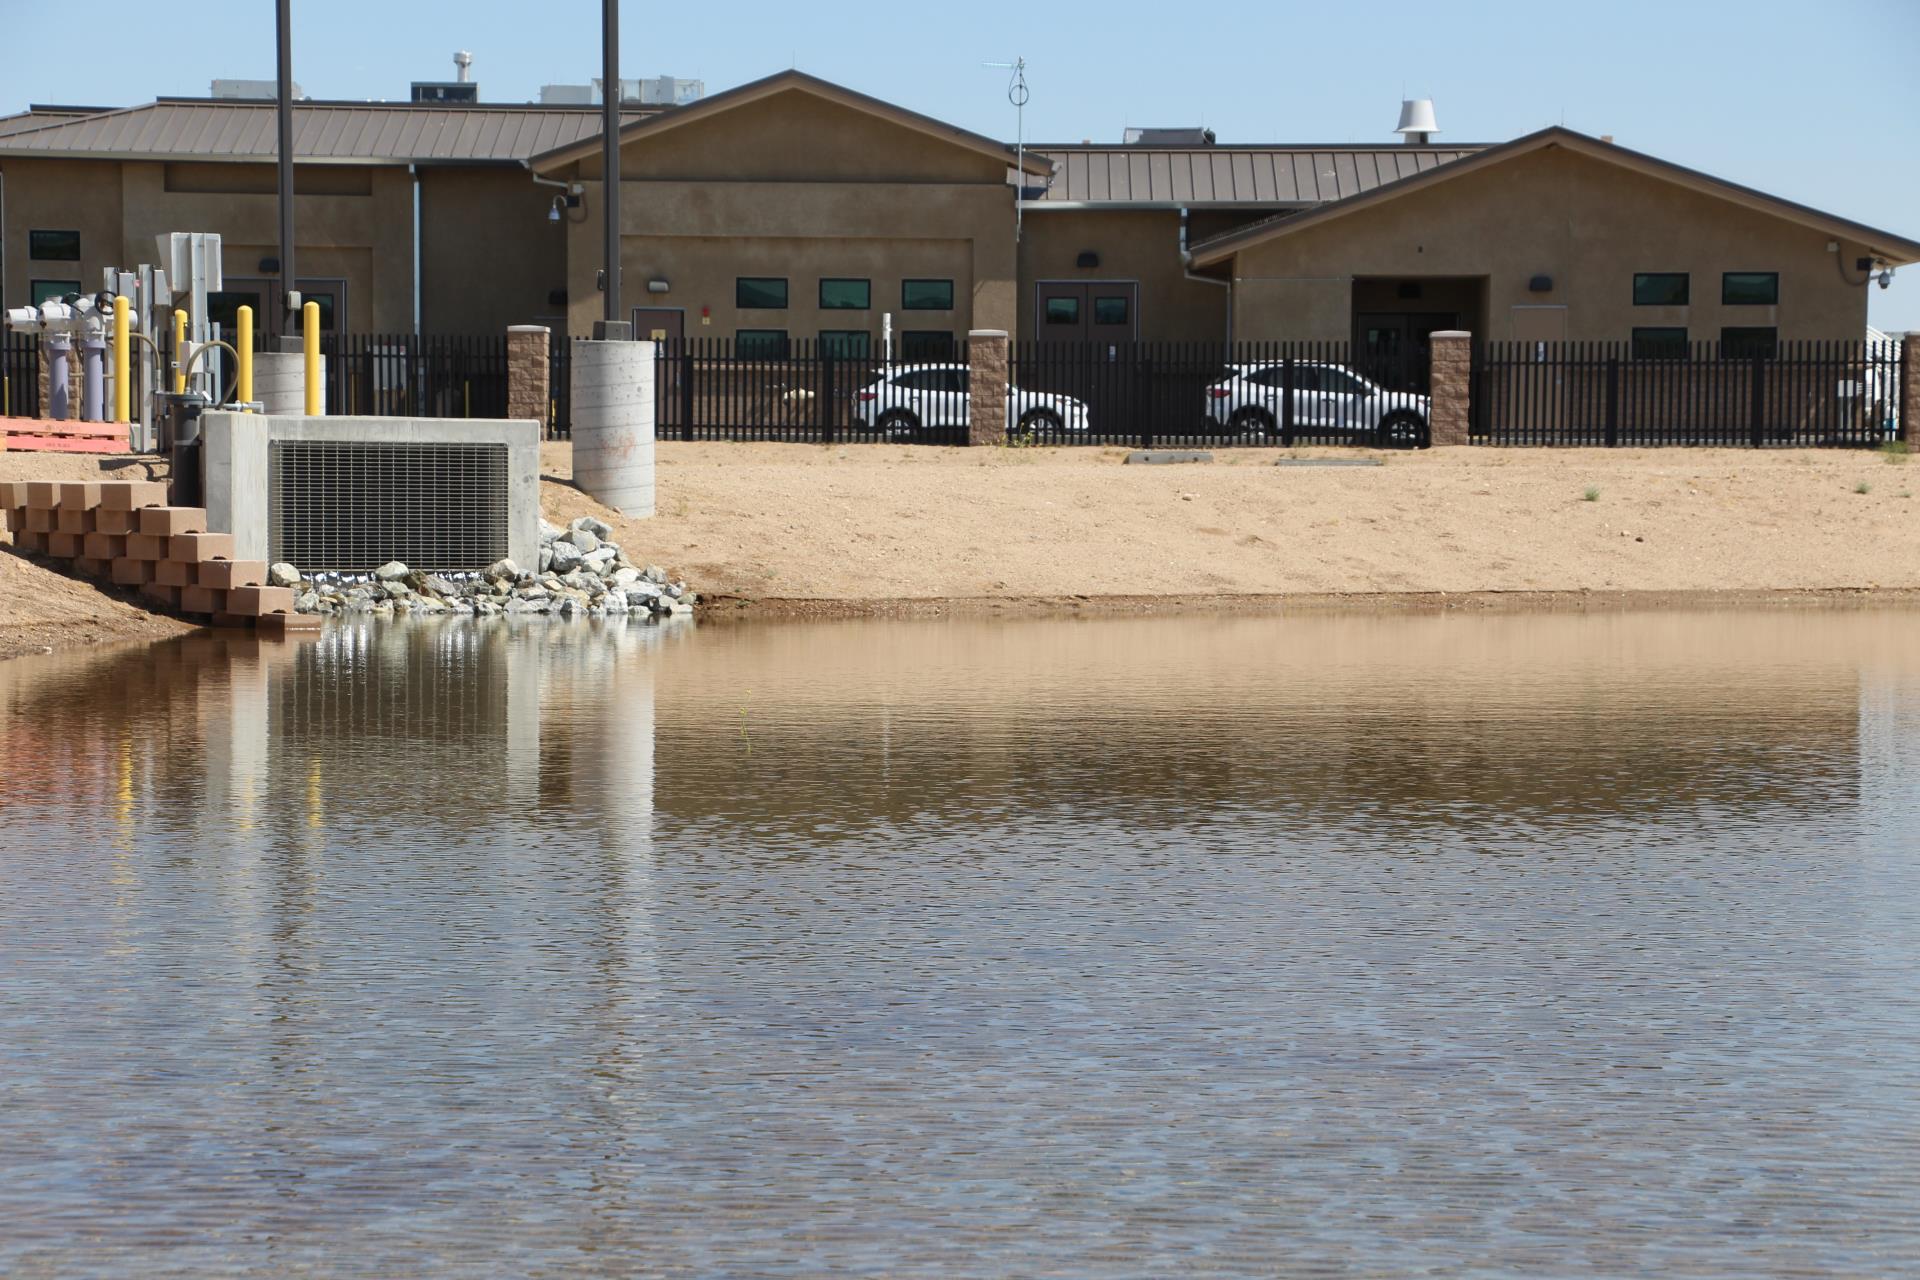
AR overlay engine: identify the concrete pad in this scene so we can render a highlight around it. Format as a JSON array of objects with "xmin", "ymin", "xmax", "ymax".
[
  {"xmin": 1125, "ymin": 450, "xmax": 1215, "ymax": 465},
  {"xmin": 1273, "ymin": 458, "xmax": 1385, "ymax": 467}
]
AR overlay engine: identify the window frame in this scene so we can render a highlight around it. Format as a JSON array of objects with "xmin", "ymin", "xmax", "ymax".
[
  {"xmin": 734, "ymin": 328, "xmax": 790, "ymax": 359},
  {"xmin": 817, "ymin": 329, "xmax": 871, "ymax": 359},
  {"xmin": 1044, "ymin": 296, "xmax": 1081, "ymax": 326},
  {"xmin": 901, "ymin": 279, "xmax": 955, "ymax": 312},
  {"xmin": 1720, "ymin": 326, "xmax": 1778, "ymax": 360},
  {"xmin": 817, "ymin": 278, "xmax": 871, "ymax": 311},
  {"xmin": 28, "ymin": 229, "xmax": 81, "ymax": 262},
  {"xmin": 1721, "ymin": 272, "xmax": 1779, "ymax": 306},
  {"xmin": 734, "ymin": 277, "xmax": 789, "ymax": 310},
  {"xmin": 1631, "ymin": 327, "xmax": 1690, "ymax": 360},
  {"xmin": 1632, "ymin": 272, "xmax": 1690, "ymax": 307},
  {"xmin": 29, "ymin": 279, "xmax": 82, "ymax": 306},
  {"xmin": 1092, "ymin": 295, "xmax": 1130, "ymax": 327}
]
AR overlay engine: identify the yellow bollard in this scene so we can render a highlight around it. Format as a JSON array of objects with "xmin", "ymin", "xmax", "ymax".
[
  {"xmin": 172, "ymin": 309, "xmax": 188, "ymax": 394},
  {"xmin": 112, "ymin": 296, "xmax": 131, "ymax": 424},
  {"xmin": 302, "ymin": 300, "xmax": 321, "ymax": 416},
  {"xmin": 236, "ymin": 306, "xmax": 254, "ymax": 411}
]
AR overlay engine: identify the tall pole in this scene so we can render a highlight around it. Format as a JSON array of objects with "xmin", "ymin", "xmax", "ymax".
[
  {"xmin": 276, "ymin": 0, "xmax": 297, "ymax": 335},
  {"xmin": 600, "ymin": 0, "xmax": 624, "ymax": 337}
]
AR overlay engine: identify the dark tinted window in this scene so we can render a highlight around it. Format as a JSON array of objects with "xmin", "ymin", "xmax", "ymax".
[
  {"xmin": 819, "ymin": 279, "xmax": 870, "ymax": 310},
  {"xmin": 900, "ymin": 331, "xmax": 954, "ymax": 360},
  {"xmin": 736, "ymin": 278, "xmax": 788, "ymax": 309},
  {"xmin": 892, "ymin": 369, "xmax": 947, "ymax": 391},
  {"xmin": 1044, "ymin": 296, "xmax": 1080, "ymax": 325},
  {"xmin": 29, "ymin": 280, "xmax": 80, "ymax": 306},
  {"xmin": 1722, "ymin": 272, "xmax": 1779, "ymax": 306},
  {"xmin": 902, "ymin": 279, "xmax": 954, "ymax": 311},
  {"xmin": 1631, "ymin": 327, "xmax": 1689, "ymax": 359},
  {"xmin": 1632, "ymin": 273, "xmax": 1690, "ymax": 306},
  {"xmin": 819, "ymin": 330, "xmax": 870, "ymax": 359},
  {"xmin": 1721, "ymin": 326, "xmax": 1778, "ymax": 359},
  {"xmin": 29, "ymin": 230, "xmax": 80, "ymax": 261},
  {"xmin": 735, "ymin": 329, "xmax": 789, "ymax": 358},
  {"xmin": 1093, "ymin": 295, "xmax": 1129, "ymax": 326}
]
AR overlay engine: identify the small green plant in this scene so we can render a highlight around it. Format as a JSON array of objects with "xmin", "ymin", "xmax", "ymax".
[
  {"xmin": 1854, "ymin": 480, "xmax": 1872, "ymax": 495},
  {"xmin": 1880, "ymin": 439, "xmax": 1911, "ymax": 464},
  {"xmin": 1582, "ymin": 486, "xmax": 1601, "ymax": 502}
]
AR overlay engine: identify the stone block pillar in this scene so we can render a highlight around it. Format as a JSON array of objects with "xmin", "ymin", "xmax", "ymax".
[
  {"xmin": 1428, "ymin": 330, "xmax": 1473, "ymax": 447},
  {"xmin": 1903, "ymin": 333, "xmax": 1919, "ymax": 450},
  {"xmin": 508, "ymin": 325, "xmax": 552, "ymax": 432},
  {"xmin": 968, "ymin": 329, "xmax": 1009, "ymax": 447}
]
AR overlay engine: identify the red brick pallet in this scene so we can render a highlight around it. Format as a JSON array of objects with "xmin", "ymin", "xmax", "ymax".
[{"xmin": 2, "ymin": 417, "xmax": 131, "ymax": 454}]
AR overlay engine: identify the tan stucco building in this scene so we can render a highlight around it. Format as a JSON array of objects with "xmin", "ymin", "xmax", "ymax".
[{"xmin": 3, "ymin": 72, "xmax": 1916, "ymax": 361}]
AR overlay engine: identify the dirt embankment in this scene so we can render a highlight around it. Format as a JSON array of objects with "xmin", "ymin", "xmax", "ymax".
[{"xmin": 540, "ymin": 441, "xmax": 1920, "ymax": 615}]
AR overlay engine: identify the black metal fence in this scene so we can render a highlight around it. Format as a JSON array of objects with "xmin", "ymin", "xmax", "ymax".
[
  {"xmin": 2, "ymin": 332, "xmax": 39, "ymax": 419},
  {"xmin": 320, "ymin": 333, "xmax": 509, "ymax": 420},
  {"xmin": 653, "ymin": 338, "xmax": 971, "ymax": 444},
  {"xmin": 1010, "ymin": 340, "xmax": 1427, "ymax": 447},
  {"xmin": 1475, "ymin": 340, "xmax": 1905, "ymax": 447},
  {"xmin": 548, "ymin": 340, "xmax": 573, "ymax": 439}
]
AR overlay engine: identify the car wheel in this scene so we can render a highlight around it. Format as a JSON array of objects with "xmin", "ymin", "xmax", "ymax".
[
  {"xmin": 1229, "ymin": 407, "xmax": 1275, "ymax": 437},
  {"xmin": 877, "ymin": 409, "xmax": 921, "ymax": 439},
  {"xmin": 1013, "ymin": 408, "xmax": 1062, "ymax": 443},
  {"xmin": 1378, "ymin": 411, "xmax": 1428, "ymax": 449}
]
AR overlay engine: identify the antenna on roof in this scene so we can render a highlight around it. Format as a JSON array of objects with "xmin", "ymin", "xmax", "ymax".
[{"xmin": 985, "ymin": 56, "xmax": 1030, "ymax": 239}]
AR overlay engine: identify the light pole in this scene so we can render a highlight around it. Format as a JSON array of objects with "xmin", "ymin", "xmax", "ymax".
[
  {"xmin": 276, "ymin": 0, "xmax": 298, "ymax": 335},
  {"xmin": 597, "ymin": 0, "xmax": 628, "ymax": 339}
]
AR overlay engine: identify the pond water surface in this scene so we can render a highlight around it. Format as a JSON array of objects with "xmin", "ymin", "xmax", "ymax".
[{"xmin": 2, "ymin": 610, "xmax": 1918, "ymax": 1278}]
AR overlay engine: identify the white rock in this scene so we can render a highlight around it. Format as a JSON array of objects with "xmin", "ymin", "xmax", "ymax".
[
  {"xmin": 269, "ymin": 562, "xmax": 303, "ymax": 589},
  {"xmin": 374, "ymin": 561, "xmax": 410, "ymax": 581},
  {"xmin": 561, "ymin": 527, "xmax": 601, "ymax": 554},
  {"xmin": 570, "ymin": 515, "xmax": 614, "ymax": 541},
  {"xmin": 485, "ymin": 558, "xmax": 519, "ymax": 581},
  {"xmin": 548, "ymin": 541, "xmax": 584, "ymax": 572}
]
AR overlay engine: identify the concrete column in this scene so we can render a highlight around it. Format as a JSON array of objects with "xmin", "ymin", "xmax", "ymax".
[
  {"xmin": 571, "ymin": 339, "xmax": 656, "ymax": 516},
  {"xmin": 254, "ymin": 351, "xmax": 322, "ymax": 415},
  {"xmin": 968, "ymin": 329, "xmax": 1009, "ymax": 447},
  {"xmin": 1428, "ymin": 330, "xmax": 1473, "ymax": 447},
  {"xmin": 507, "ymin": 326, "xmax": 552, "ymax": 432},
  {"xmin": 1902, "ymin": 334, "xmax": 1919, "ymax": 450}
]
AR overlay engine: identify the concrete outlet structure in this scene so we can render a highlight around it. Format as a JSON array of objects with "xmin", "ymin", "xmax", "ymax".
[
  {"xmin": 570, "ymin": 339, "xmax": 656, "ymax": 516},
  {"xmin": 201, "ymin": 412, "xmax": 541, "ymax": 572}
]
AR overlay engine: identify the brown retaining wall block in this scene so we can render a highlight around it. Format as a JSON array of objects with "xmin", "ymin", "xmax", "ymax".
[
  {"xmin": 224, "ymin": 585, "xmax": 295, "ymax": 616},
  {"xmin": 138, "ymin": 507, "xmax": 208, "ymax": 538},
  {"xmin": 94, "ymin": 508, "xmax": 136, "ymax": 535},
  {"xmin": 14, "ymin": 530, "xmax": 49, "ymax": 555},
  {"xmin": 25, "ymin": 508, "xmax": 56, "ymax": 533},
  {"xmin": 57, "ymin": 482, "xmax": 103, "ymax": 510},
  {"xmin": 110, "ymin": 559, "xmax": 155, "ymax": 586},
  {"xmin": 168, "ymin": 532, "xmax": 235, "ymax": 562},
  {"xmin": 124, "ymin": 533, "xmax": 168, "ymax": 561},
  {"xmin": 47, "ymin": 532, "xmax": 83, "ymax": 558},
  {"xmin": 81, "ymin": 532, "xmax": 127, "ymax": 560},
  {"xmin": 98, "ymin": 481, "xmax": 169, "ymax": 512},
  {"xmin": 257, "ymin": 613, "xmax": 322, "ymax": 635},
  {"xmin": 0, "ymin": 482, "xmax": 28, "ymax": 508},
  {"xmin": 73, "ymin": 556, "xmax": 108, "ymax": 578},
  {"xmin": 139, "ymin": 582, "xmax": 183, "ymax": 609},
  {"xmin": 179, "ymin": 585, "xmax": 223, "ymax": 616},
  {"xmin": 55, "ymin": 507, "xmax": 94, "ymax": 535},
  {"xmin": 25, "ymin": 482, "xmax": 60, "ymax": 509},
  {"xmin": 155, "ymin": 560, "xmax": 196, "ymax": 587},
  {"xmin": 198, "ymin": 560, "xmax": 266, "ymax": 590}
]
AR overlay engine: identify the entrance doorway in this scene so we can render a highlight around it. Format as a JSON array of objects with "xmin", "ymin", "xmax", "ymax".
[
  {"xmin": 1354, "ymin": 312, "xmax": 1461, "ymax": 391},
  {"xmin": 1033, "ymin": 281, "xmax": 1139, "ymax": 345},
  {"xmin": 212, "ymin": 277, "xmax": 347, "ymax": 340}
]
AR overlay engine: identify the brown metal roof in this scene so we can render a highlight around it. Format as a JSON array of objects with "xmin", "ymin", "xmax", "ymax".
[
  {"xmin": 0, "ymin": 108, "xmax": 99, "ymax": 138},
  {"xmin": 1024, "ymin": 145, "xmax": 1484, "ymax": 207},
  {"xmin": 0, "ymin": 100, "xmax": 658, "ymax": 164}
]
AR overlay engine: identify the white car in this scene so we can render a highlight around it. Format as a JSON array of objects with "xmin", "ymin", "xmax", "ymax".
[
  {"xmin": 1204, "ymin": 361, "xmax": 1431, "ymax": 447},
  {"xmin": 854, "ymin": 363, "xmax": 1090, "ymax": 438}
]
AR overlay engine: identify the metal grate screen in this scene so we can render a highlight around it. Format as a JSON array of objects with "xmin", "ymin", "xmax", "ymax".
[{"xmin": 270, "ymin": 440, "xmax": 510, "ymax": 573}]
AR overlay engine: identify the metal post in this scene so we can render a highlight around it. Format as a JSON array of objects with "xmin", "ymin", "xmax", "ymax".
[
  {"xmin": 236, "ymin": 305, "xmax": 253, "ymax": 409},
  {"xmin": 276, "ymin": 0, "xmax": 298, "ymax": 332},
  {"xmin": 112, "ymin": 295, "xmax": 130, "ymax": 424},
  {"xmin": 1749, "ymin": 354, "xmax": 1765, "ymax": 448},
  {"xmin": 598, "ymin": 0, "xmax": 626, "ymax": 339},
  {"xmin": 303, "ymin": 300, "xmax": 321, "ymax": 415},
  {"xmin": 1605, "ymin": 354, "xmax": 1619, "ymax": 448}
]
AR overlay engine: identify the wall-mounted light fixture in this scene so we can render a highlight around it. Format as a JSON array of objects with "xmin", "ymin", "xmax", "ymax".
[
  {"xmin": 1076, "ymin": 251, "xmax": 1100, "ymax": 269},
  {"xmin": 1528, "ymin": 274, "xmax": 1554, "ymax": 293},
  {"xmin": 258, "ymin": 256, "xmax": 281, "ymax": 274},
  {"xmin": 647, "ymin": 279, "xmax": 670, "ymax": 295}
]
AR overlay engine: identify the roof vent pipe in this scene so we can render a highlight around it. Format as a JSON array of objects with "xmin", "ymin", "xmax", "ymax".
[
  {"xmin": 454, "ymin": 51, "xmax": 474, "ymax": 84},
  {"xmin": 1394, "ymin": 98, "xmax": 1438, "ymax": 145}
]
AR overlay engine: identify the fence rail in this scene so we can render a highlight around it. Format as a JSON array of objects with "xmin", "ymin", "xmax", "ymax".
[
  {"xmin": 1475, "ymin": 340, "xmax": 1904, "ymax": 447},
  {"xmin": 3, "ymin": 332, "xmax": 40, "ymax": 419},
  {"xmin": 320, "ymin": 333, "xmax": 509, "ymax": 420}
]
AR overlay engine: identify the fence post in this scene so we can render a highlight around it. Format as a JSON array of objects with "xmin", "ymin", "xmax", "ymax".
[
  {"xmin": 1749, "ymin": 355, "xmax": 1766, "ymax": 448},
  {"xmin": 506, "ymin": 325, "xmax": 551, "ymax": 430},
  {"xmin": 680, "ymin": 349, "xmax": 695, "ymax": 442},
  {"xmin": 1427, "ymin": 330, "xmax": 1473, "ymax": 446},
  {"xmin": 1605, "ymin": 355, "xmax": 1620, "ymax": 448},
  {"xmin": 967, "ymin": 329, "xmax": 1009, "ymax": 446},
  {"xmin": 1282, "ymin": 355, "xmax": 1295, "ymax": 447},
  {"xmin": 1902, "ymin": 334, "xmax": 1920, "ymax": 450},
  {"xmin": 1138, "ymin": 349, "xmax": 1154, "ymax": 450},
  {"xmin": 821, "ymin": 355, "xmax": 837, "ymax": 444}
]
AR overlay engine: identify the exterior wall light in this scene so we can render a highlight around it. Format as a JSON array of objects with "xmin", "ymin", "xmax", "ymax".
[{"xmin": 647, "ymin": 279, "xmax": 670, "ymax": 294}]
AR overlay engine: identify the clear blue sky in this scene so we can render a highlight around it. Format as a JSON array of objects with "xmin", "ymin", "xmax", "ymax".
[{"xmin": 6, "ymin": 0, "xmax": 1917, "ymax": 327}]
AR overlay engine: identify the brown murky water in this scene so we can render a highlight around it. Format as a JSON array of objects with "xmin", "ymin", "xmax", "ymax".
[{"xmin": 2, "ymin": 611, "xmax": 1918, "ymax": 1278}]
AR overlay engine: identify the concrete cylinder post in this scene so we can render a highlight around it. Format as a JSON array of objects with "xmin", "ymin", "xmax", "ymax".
[
  {"xmin": 968, "ymin": 329, "xmax": 1010, "ymax": 447},
  {"xmin": 1903, "ymin": 333, "xmax": 1919, "ymax": 450},
  {"xmin": 571, "ymin": 338, "xmax": 656, "ymax": 516},
  {"xmin": 507, "ymin": 326, "xmax": 552, "ymax": 431},
  {"xmin": 254, "ymin": 351, "xmax": 320, "ymax": 415},
  {"xmin": 1427, "ymin": 330, "xmax": 1474, "ymax": 447},
  {"xmin": 81, "ymin": 335, "xmax": 105, "ymax": 422}
]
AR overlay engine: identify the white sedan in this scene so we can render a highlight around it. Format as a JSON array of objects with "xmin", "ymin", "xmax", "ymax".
[
  {"xmin": 1204, "ymin": 361, "xmax": 1431, "ymax": 447},
  {"xmin": 855, "ymin": 363, "xmax": 1089, "ymax": 438}
]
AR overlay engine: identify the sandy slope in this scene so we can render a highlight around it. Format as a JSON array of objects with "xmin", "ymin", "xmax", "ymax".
[{"xmin": 541, "ymin": 441, "xmax": 1920, "ymax": 609}]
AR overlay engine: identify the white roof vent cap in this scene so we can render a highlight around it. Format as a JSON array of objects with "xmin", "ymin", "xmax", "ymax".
[{"xmin": 1394, "ymin": 98, "xmax": 1439, "ymax": 143}]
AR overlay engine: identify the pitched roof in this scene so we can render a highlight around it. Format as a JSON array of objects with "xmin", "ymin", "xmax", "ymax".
[
  {"xmin": 1189, "ymin": 126, "xmax": 1920, "ymax": 267},
  {"xmin": 0, "ymin": 100, "xmax": 658, "ymax": 164},
  {"xmin": 1023, "ymin": 144, "xmax": 1484, "ymax": 208},
  {"xmin": 530, "ymin": 69, "xmax": 1053, "ymax": 176}
]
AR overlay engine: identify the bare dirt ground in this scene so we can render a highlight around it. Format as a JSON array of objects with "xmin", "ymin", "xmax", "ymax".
[{"xmin": 541, "ymin": 440, "xmax": 1920, "ymax": 614}]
